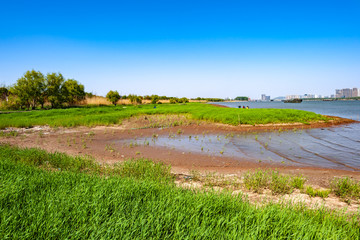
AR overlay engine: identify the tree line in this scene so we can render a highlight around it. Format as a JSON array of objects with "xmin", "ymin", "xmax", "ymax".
[
  {"xmin": 105, "ymin": 91, "xmax": 189, "ymax": 106},
  {"xmin": 1, "ymin": 70, "xmax": 233, "ymax": 110},
  {"xmin": 1, "ymin": 70, "xmax": 86, "ymax": 110}
]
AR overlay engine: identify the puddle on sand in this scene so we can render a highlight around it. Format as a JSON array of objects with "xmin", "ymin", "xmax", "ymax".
[{"xmin": 115, "ymin": 124, "xmax": 360, "ymax": 171}]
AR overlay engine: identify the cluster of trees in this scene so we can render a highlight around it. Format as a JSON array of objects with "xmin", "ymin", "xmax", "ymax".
[
  {"xmin": 105, "ymin": 91, "xmax": 190, "ymax": 106},
  {"xmin": 193, "ymin": 97, "xmax": 225, "ymax": 102},
  {"xmin": 1, "ymin": 70, "xmax": 85, "ymax": 110},
  {"xmin": 234, "ymin": 96, "xmax": 249, "ymax": 101}
]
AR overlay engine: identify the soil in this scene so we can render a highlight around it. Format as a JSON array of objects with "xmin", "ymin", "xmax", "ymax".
[{"xmin": 1, "ymin": 114, "xmax": 360, "ymax": 212}]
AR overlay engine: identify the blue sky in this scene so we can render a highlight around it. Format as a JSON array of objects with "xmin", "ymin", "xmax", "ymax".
[{"xmin": 1, "ymin": 0, "xmax": 359, "ymax": 99}]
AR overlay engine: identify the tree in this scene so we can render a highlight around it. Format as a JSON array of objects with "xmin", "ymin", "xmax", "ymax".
[
  {"xmin": 0, "ymin": 86, "xmax": 8, "ymax": 101},
  {"xmin": 106, "ymin": 90, "xmax": 121, "ymax": 106},
  {"xmin": 11, "ymin": 70, "xmax": 46, "ymax": 109},
  {"xmin": 46, "ymin": 73, "xmax": 65, "ymax": 108},
  {"xmin": 128, "ymin": 94, "xmax": 142, "ymax": 105},
  {"xmin": 151, "ymin": 95, "xmax": 160, "ymax": 104},
  {"xmin": 62, "ymin": 79, "xmax": 85, "ymax": 106},
  {"xmin": 179, "ymin": 97, "xmax": 189, "ymax": 103},
  {"xmin": 235, "ymin": 96, "xmax": 249, "ymax": 101}
]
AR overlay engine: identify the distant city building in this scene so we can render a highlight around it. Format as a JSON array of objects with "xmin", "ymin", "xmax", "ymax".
[
  {"xmin": 286, "ymin": 95, "xmax": 300, "ymax": 100},
  {"xmin": 335, "ymin": 88, "xmax": 359, "ymax": 98},
  {"xmin": 352, "ymin": 88, "xmax": 359, "ymax": 97},
  {"xmin": 303, "ymin": 94, "xmax": 315, "ymax": 99},
  {"xmin": 261, "ymin": 94, "xmax": 270, "ymax": 101}
]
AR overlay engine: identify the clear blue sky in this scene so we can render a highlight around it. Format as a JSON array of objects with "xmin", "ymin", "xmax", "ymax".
[{"xmin": 1, "ymin": 0, "xmax": 359, "ymax": 99}]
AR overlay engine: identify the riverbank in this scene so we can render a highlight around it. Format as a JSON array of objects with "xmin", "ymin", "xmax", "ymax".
[{"xmin": 1, "ymin": 113, "xmax": 358, "ymax": 183}]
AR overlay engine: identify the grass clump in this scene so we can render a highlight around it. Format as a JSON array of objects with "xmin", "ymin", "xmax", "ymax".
[
  {"xmin": 113, "ymin": 158, "xmax": 174, "ymax": 184},
  {"xmin": 331, "ymin": 177, "xmax": 360, "ymax": 200},
  {"xmin": 244, "ymin": 170, "xmax": 307, "ymax": 194},
  {"xmin": 305, "ymin": 186, "xmax": 331, "ymax": 198},
  {"xmin": 0, "ymin": 144, "xmax": 98, "ymax": 173},
  {"xmin": 1, "ymin": 146, "xmax": 360, "ymax": 239},
  {"xmin": 0, "ymin": 131, "xmax": 19, "ymax": 137}
]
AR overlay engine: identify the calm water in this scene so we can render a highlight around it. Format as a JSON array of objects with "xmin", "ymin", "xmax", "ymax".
[{"xmin": 120, "ymin": 101, "xmax": 360, "ymax": 171}]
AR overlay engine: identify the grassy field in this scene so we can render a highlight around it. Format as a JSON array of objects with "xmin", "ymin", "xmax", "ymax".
[
  {"xmin": 1, "ymin": 145, "xmax": 359, "ymax": 239},
  {"xmin": 0, "ymin": 103, "xmax": 327, "ymax": 129}
]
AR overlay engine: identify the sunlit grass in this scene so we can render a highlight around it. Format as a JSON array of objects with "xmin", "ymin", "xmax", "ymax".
[
  {"xmin": 1, "ymin": 145, "xmax": 359, "ymax": 239},
  {"xmin": 0, "ymin": 103, "xmax": 328, "ymax": 129}
]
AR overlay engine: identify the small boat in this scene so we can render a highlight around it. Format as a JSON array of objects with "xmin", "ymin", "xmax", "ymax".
[{"xmin": 283, "ymin": 99, "xmax": 302, "ymax": 103}]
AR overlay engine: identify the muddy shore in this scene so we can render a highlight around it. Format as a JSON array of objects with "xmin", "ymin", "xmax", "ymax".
[{"xmin": 2, "ymin": 114, "xmax": 359, "ymax": 184}]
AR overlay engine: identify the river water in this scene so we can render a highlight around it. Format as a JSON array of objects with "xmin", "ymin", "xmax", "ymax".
[{"xmin": 125, "ymin": 101, "xmax": 360, "ymax": 171}]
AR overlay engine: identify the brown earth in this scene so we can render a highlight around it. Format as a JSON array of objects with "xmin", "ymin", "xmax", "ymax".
[{"xmin": 1, "ymin": 114, "xmax": 360, "ymax": 212}]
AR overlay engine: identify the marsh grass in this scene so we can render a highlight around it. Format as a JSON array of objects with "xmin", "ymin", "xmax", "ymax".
[
  {"xmin": 244, "ymin": 170, "xmax": 307, "ymax": 194},
  {"xmin": 331, "ymin": 177, "xmax": 360, "ymax": 200},
  {"xmin": 305, "ymin": 186, "xmax": 331, "ymax": 198},
  {"xmin": 0, "ymin": 103, "xmax": 327, "ymax": 129},
  {"xmin": 1, "ymin": 145, "xmax": 360, "ymax": 239},
  {"xmin": 0, "ymin": 131, "xmax": 19, "ymax": 137}
]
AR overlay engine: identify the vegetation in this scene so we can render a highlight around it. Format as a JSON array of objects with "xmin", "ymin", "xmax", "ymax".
[
  {"xmin": 234, "ymin": 96, "xmax": 249, "ymax": 101},
  {"xmin": 0, "ymin": 103, "xmax": 328, "ymax": 129},
  {"xmin": 106, "ymin": 90, "xmax": 121, "ymax": 106},
  {"xmin": 2, "ymin": 70, "xmax": 85, "ymax": 110},
  {"xmin": 243, "ymin": 170, "xmax": 306, "ymax": 194},
  {"xmin": 1, "ymin": 145, "xmax": 359, "ymax": 239},
  {"xmin": 331, "ymin": 177, "xmax": 360, "ymax": 200}
]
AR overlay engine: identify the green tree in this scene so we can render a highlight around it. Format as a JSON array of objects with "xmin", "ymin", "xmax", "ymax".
[
  {"xmin": 11, "ymin": 70, "xmax": 46, "ymax": 109},
  {"xmin": 151, "ymin": 95, "xmax": 160, "ymax": 104},
  {"xmin": 169, "ymin": 97, "xmax": 178, "ymax": 104},
  {"xmin": 179, "ymin": 97, "xmax": 189, "ymax": 103},
  {"xmin": 46, "ymin": 73, "xmax": 65, "ymax": 108},
  {"xmin": 235, "ymin": 96, "xmax": 249, "ymax": 101},
  {"xmin": 128, "ymin": 94, "xmax": 142, "ymax": 105},
  {"xmin": 62, "ymin": 79, "xmax": 85, "ymax": 106},
  {"xmin": 106, "ymin": 90, "xmax": 121, "ymax": 106},
  {"xmin": 0, "ymin": 86, "xmax": 8, "ymax": 101}
]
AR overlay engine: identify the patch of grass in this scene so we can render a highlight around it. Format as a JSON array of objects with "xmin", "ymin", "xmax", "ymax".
[
  {"xmin": 331, "ymin": 177, "xmax": 360, "ymax": 200},
  {"xmin": 0, "ymin": 145, "xmax": 359, "ymax": 239},
  {"xmin": 244, "ymin": 170, "xmax": 308, "ymax": 195},
  {"xmin": 305, "ymin": 186, "xmax": 331, "ymax": 198},
  {"xmin": 0, "ymin": 103, "xmax": 328, "ymax": 129},
  {"xmin": 291, "ymin": 175, "xmax": 307, "ymax": 189},
  {"xmin": 243, "ymin": 170, "xmax": 270, "ymax": 193},
  {"xmin": 0, "ymin": 144, "xmax": 98, "ymax": 173},
  {"xmin": 0, "ymin": 131, "xmax": 19, "ymax": 137},
  {"xmin": 269, "ymin": 171, "xmax": 293, "ymax": 194}
]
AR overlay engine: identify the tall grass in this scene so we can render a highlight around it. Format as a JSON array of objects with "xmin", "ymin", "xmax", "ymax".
[
  {"xmin": 0, "ymin": 145, "xmax": 359, "ymax": 239},
  {"xmin": 0, "ymin": 103, "xmax": 327, "ymax": 129}
]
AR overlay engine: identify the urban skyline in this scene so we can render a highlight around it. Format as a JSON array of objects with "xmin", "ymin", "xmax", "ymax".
[{"xmin": 259, "ymin": 86, "xmax": 360, "ymax": 101}]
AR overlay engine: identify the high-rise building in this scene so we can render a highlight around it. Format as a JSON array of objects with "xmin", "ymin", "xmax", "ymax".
[
  {"xmin": 352, "ymin": 88, "xmax": 359, "ymax": 97},
  {"xmin": 335, "ymin": 89, "xmax": 343, "ymax": 98},
  {"xmin": 343, "ymin": 88, "xmax": 352, "ymax": 98},
  {"xmin": 261, "ymin": 94, "xmax": 270, "ymax": 101},
  {"xmin": 335, "ymin": 88, "xmax": 359, "ymax": 98}
]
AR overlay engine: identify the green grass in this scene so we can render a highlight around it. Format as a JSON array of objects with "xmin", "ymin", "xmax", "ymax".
[
  {"xmin": 243, "ymin": 170, "xmax": 307, "ymax": 194},
  {"xmin": 0, "ymin": 103, "xmax": 328, "ymax": 129},
  {"xmin": 331, "ymin": 177, "xmax": 360, "ymax": 200},
  {"xmin": 0, "ymin": 145, "xmax": 359, "ymax": 239},
  {"xmin": 305, "ymin": 186, "xmax": 331, "ymax": 199}
]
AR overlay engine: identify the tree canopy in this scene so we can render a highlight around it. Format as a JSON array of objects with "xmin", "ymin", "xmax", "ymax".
[
  {"xmin": 8, "ymin": 70, "xmax": 85, "ymax": 110},
  {"xmin": 106, "ymin": 90, "xmax": 121, "ymax": 106}
]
